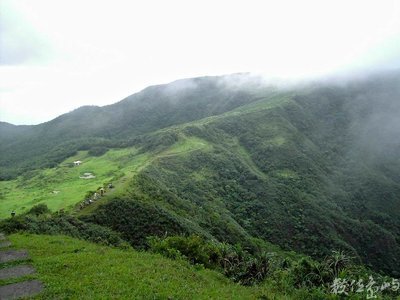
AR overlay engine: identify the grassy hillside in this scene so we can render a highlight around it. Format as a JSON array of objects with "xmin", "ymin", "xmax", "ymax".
[
  {"xmin": 0, "ymin": 74, "xmax": 269, "ymax": 180},
  {"xmin": 84, "ymin": 78, "xmax": 400, "ymax": 275},
  {"xmin": 0, "ymin": 148, "xmax": 150, "ymax": 219},
  {"xmin": 0, "ymin": 134, "xmax": 211, "ymax": 219},
  {"xmin": 1, "ymin": 71, "xmax": 400, "ymax": 282},
  {"xmin": 4, "ymin": 233, "xmax": 398, "ymax": 299},
  {"xmin": 4, "ymin": 234, "xmax": 272, "ymax": 299}
]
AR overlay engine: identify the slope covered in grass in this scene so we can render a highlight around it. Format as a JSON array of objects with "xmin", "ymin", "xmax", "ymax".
[
  {"xmin": 84, "ymin": 74, "xmax": 400, "ymax": 276},
  {"xmin": 6, "ymin": 234, "xmax": 275, "ymax": 299},
  {"xmin": 0, "ymin": 74, "xmax": 270, "ymax": 180},
  {"xmin": 1, "ymin": 71, "xmax": 400, "ymax": 280},
  {"xmin": 0, "ymin": 147, "xmax": 151, "ymax": 219},
  {"xmin": 0, "ymin": 134, "xmax": 213, "ymax": 219}
]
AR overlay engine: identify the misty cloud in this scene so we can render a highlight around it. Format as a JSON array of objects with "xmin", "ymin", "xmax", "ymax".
[
  {"xmin": 351, "ymin": 77, "xmax": 400, "ymax": 158},
  {"xmin": 0, "ymin": 3, "xmax": 54, "ymax": 65},
  {"xmin": 1, "ymin": 0, "xmax": 400, "ymax": 124},
  {"xmin": 162, "ymin": 78, "xmax": 199, "ymax": 97}
]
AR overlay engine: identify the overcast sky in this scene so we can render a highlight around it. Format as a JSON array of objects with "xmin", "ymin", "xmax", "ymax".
[{"xmin": 1, "ymin": 0, "xmax": 400, "ymax": 125}]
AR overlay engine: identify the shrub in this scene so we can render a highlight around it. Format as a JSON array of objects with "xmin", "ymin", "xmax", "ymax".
[
  {"xmin": 291, "ymin": 250, "xmax": 354, "ymax": 288},
  {"xmin": 81, "ymin": 198, "xmax": 186, "ymax": 248},
  {"xmin": 27, "ymin": 203, "xmax": 51, "ymax": 216},
  {"xmin": 219, "ymin": 243, "xmax": 272, "ymax": 285},
  {"xmin": 148, "ymin": 235, "xmax": 272, "ymax": 285},
  {"xmin": 148, "ymin": 235, "xmax": 221, "ymax": 268},
  {"xmin": 0, "ymin": 210, "xmax": 128, "ymax": 249}
]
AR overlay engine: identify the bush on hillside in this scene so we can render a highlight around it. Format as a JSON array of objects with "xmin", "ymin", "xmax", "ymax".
[
  {"xmin": 148, "ymin": 235, "xmax": 222, "ymax": 268},
  {"xmin": 81, "ymin": 198, "xmax": 186, "ymax": 248},
  {"xmin": 27, "ymin": 203, "xmax": 51, "ymax": 216},
  {"xmin": 0, "ymin": 205, "xmax": 129, "ymax": 249},
  {"xmin": 148, "ymin": 234, "xmax": 272, "ymax": 285}
]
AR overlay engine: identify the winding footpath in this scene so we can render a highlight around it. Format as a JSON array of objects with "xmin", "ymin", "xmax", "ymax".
[{"xmin": 0, "ymin": 233, "xmax": 43, "ymax": 299}]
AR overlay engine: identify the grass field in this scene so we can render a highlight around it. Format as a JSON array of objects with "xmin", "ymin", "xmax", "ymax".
[
  {"xmin": 4, "ymin": 234, "xmax": 276, "ymax": 299},
  {"xmin": 0, "ymin": 147, "xmax": 150, "ymax": 219},
  {"xmin": 0, "ymin": 135, "xmax": 211, "ymax": 220},
  {"xmin": 0, "ymin": 93, "xmax": 284, "ymax": 220}
]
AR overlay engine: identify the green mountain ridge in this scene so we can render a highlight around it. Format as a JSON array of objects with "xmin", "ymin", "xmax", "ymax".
[
  {"xmin": 1, "ymin": 71, "xmax": 400, "ymax": 281},
  {"xmin": 0, "ymin": 74, "xmax": 269, "ymax": 179}
]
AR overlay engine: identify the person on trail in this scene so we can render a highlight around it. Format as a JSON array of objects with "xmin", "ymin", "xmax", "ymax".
[{"xmin": 100, "ymin": 188, "xmax": 105, "ymax": 196}]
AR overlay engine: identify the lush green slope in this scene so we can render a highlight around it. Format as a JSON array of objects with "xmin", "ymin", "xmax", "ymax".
[
  {"xmin": 84, "ymin": 72, "xmax": 400, "ymax": 276},
  {"xmin": 1, "ymin": 71, "xmax": 400, "ymax": 281},
  {"xmin": 5, "ymin": 234, "xmax": 273, "ymax": 299},
  {"xmin": 0, "ymin": 136, "xmax": 209, "ymax": 219},
  {"xmin": 0, "ymin": 148, "xmax": 151, "ymax": 219},
  {"xmin": 0, "ymin": 74, "xmax": 269, "ymax": 180}
]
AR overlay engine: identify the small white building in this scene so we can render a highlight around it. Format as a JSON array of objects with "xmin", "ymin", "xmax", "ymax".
[{"xmin": 73, "ymin": 160, "xmax": 82, "ymax": 166}]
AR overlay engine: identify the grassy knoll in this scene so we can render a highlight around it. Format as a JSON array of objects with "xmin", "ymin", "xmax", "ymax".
[
  {"xmin": 0, "ymin": 148, "xmax": 150, "ymax": 219},
  {"xmin": 0, "ymin": 135, "xmax": 211, "ymax": 220},
  {"xmin": 7, "ymin": 234, "xmax": 274, "ymax": 299}
]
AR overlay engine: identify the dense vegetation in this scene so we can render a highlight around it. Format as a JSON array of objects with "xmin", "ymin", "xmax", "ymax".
[
  {"xmin": 5, "ymin": 234, "xmax": 269, "ymax": 299},
  {"xmin": 0, "ymin": 204, "xmax": 127, "ymax": 248},
  {"xmin": 3, "ymin": 231, "xmax": 399, "ymax": 299},
  {"xmin": 1, "ymin": 71, "xmax": 400, "ymax": 297},
  {"xmin": 0, "ymin": 74, "xmax": 266, "ymax": 180}
]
